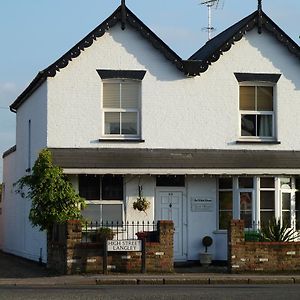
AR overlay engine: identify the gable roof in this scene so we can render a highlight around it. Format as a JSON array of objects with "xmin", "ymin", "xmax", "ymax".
[
  {"xmin": 10, "ymin": 4, "xmax": 300, "ymax": 110},
  {"xmin": 10, "ymin": 4, "xmax": 183, "ymax": 112},
  {"xmin": 185, "ymin": 9, "xmax": 300, "ymax": 76}
]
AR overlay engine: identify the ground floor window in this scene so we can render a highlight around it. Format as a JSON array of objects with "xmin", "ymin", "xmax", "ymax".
[
  {"xmin": 79, "ymin": 174, "xmax": 124, "ymax": 224},
  {"xmin": 218, "ymin": 176, "xmax": 300, "ymax": 231}
]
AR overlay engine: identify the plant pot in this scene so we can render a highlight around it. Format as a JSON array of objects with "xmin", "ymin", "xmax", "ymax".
[{"xmin": 199, "ymin": 253, "xmax": 212, "ymax": 266}]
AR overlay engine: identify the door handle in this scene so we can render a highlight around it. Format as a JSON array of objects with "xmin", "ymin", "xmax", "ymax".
[{"xmin": 169, "ymin": 203, "xmax": 172, "ymax": 208}]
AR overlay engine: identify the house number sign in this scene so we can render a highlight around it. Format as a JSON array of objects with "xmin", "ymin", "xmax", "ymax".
[
  {"xmin": 107, "ymin": 239, "xmax": 142, "ymax": 252},
  {"xmin": 191, "ymin": 198, "xmax": 213, "ymax": 212}
]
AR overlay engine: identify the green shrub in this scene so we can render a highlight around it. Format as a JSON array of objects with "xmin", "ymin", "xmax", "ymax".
[
  {"xmin": 260, "ymin": 218, "xmax": 299, "ymax": 242},
  {"xmin": 244, "ymin": 230, "xmax": 262, "ymax": 242}
]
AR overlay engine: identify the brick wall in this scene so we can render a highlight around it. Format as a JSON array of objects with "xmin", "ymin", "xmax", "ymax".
[
  {"xmin": 228, "ymin": 219, "xmax": 300, "ymax": 273},
  {"xmin": 48, "ymin": 220, "xmax": 174, "ymax": 274}
]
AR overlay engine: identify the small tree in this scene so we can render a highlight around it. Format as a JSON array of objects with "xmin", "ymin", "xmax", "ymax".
[{"xmin": 15, "ymin": 149, "xmax": 85, "ymax": 232}]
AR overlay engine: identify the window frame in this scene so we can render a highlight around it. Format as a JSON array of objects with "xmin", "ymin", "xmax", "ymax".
[
  {"xmin": 101, "ymin": 78, "xmax": 141, "ymax": 140},
  {"xmin": 239, "ymin": 82, "xmax": 276, "ymax": 142},
  {"xmin": 217, "ymin": 177, "xmax": 233, "ymax": 230},
  {"xmin": 79, "ymin": 175, "xmax": 125, "ymax": 224}
]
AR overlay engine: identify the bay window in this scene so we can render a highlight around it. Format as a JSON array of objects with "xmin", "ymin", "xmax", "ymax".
[{"xmin": 218, "ymin": 178, "xmax": 233, "ymax": 230}]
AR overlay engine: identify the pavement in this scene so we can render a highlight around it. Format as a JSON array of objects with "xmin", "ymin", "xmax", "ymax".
[{"xmin": 1, "ymin": 251, "xmax": 300, "ymax": 286}]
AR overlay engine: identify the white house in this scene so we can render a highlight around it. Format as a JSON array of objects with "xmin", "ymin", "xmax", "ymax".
[{"xmin": 1, "ymin": 1, "xmax": 300, "ymax": 263}]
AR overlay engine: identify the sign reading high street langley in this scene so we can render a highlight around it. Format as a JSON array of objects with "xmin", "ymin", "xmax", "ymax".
[{"xmin": 107, "ymin": 239, "xmax": 142, "ymax": 252}]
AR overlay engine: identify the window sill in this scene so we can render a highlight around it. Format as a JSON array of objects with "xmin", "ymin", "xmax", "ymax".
[
  {"xmin": 236, "ymin": 140, "xmax": 281, "ymax": 145},
  {"xmin": 99, "ymin": 138, "xmax": 145, "ymax": 143}
]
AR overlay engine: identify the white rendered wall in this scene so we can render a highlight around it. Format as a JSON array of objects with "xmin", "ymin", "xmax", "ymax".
[
  {"xmin": 47, "ymin": 26, "xmax": 300, "ymax": 150},
  {"xmin": 2, "ymin": 82, "xmax": 48, "ymax": 262}
]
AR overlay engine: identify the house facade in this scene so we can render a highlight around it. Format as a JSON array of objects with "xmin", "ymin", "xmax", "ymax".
[{"xmin": 1, "ymin": 2, "xmax": 300, "ymax": 263}]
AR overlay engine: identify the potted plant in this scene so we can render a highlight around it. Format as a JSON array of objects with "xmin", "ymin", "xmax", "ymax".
[
  {"xmin": 133, "ymin": 185, "xmax": 150, "ymax": 213},
  {"xmin": 90, "ymin": 227, "xmax": 115, "ymax": 243},
  {"xmin": 199, "ymin": 236, "xmax": 213, "ymax": 266}
]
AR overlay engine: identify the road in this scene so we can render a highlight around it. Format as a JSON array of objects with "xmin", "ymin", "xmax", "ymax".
[{"xmin": 0, "ymin": 284, "xmax": 299, "ymax": 300}]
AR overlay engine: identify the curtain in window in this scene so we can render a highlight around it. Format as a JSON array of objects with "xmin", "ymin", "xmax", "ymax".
[{"xmin": 258, "ymin": 115, "xmax": 272, "ymax": 137}]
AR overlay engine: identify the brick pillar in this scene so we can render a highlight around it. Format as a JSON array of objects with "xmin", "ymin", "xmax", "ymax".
[
  {"xmin": 157, "ymin": 220, "xmax": 174, "ymax": 272},
  {"xmin": 228, "ymin": 219, "xmax": 245, "ymax": 273},
  {"xmin": 47, "ymin": 220, "xmax": 82, "ymax": 274}
]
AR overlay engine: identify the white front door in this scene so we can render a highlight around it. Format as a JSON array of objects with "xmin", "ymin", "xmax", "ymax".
[{"xmin": 157, "ymin": 190, "xmax": 186, "ymax": 261}]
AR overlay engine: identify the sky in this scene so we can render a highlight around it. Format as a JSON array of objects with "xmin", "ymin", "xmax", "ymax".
[{"xmin": 0, "ymin": 0, "xmax": 299, "ymax": 180}]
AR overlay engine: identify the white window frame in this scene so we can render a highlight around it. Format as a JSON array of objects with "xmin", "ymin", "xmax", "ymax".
[
  {"xmin": 257, "ymin": 177, "xmax": 276, "ymax": 229},
  {"xmin": 239, "ymin": 82, "xmax": 276, "ymax": 141},
  {"xmin": 80, "ymin": 175, "xmax": 125, "ymax": 225},
  {"xmin": 217, "ymin": 177, "xmax": 233, "ymax": 230},
  {"xmin": 102, "ymin": 79, "xmax": 141, "ymax": 139}
]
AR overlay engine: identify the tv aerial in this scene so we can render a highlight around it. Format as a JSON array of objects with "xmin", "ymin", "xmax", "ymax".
[{"xmin": 201, "ymin": 0, "xmax": 224, "ymax": 40}]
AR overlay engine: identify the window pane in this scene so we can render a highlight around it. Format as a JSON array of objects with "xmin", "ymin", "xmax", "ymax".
[
  {"xmin": 280, "ymin": 178, "xmax": 292, "ymax": 189},
  {"xmin": 156, "ymin": 175, "xmax": 185, "ymax": 187},
  {"xmin": 219, "ymin": 178, "xmax": 232, "ymax": 189},
  {"xmin": 260, "ymin": 177, "xmax": 275, "ymax": 188},
  {"xmin": 296, "ymin": 192, "xmax": 300, "ymax": 210},
  {"xmin": 240, "ymin": 86, "xmax": 255, "ymax": 110},
  {"xmin": 239, "ymin": 177, "xmax": 253, "ymax": 188},
  {"xmin": 296, "ymin": 178, "xmax": 300, "ymax": 189},
  {"xmin": 121, "ymin": 112, "xmax": 137, "ymax": 135},
  {"xmin": 257, "ymin": 86, "xmax": 273, "ymax": 111},
  {"xmin": 121, "ymin": 83, "xmax": 139, "ymax": 109},
  {"xmin": 79, "ymin": 175, "xmax": 100, "ymax": 200},
  {"xmin": 105, "ymin": 112, "xmax": 120, "ymax": 134},
  {"xmin": 260, "ymin": 211, "xmax": 275, "ymax": 228},
  {"xmin": 81, "ymin": 204, "xmax": 101, "ymax": 223},
  {"xmin": 219, "ymin": 192, "xmax": 232, "ymax": 210},
  {"xmin": 102, "ymin": 175, "xmax": 123, "ymax": 200},
  {"xmin": 257, "ymin": 115, "xmax": 272, "ymax": 137},
  {"xmin": 282, "ymin": 193, "xmax": 291, "ymax": 210},
  {"xmin": 103, "ymin": 83, "xmax": 120, "ymax": 108},
  {"xmin": 282, "ymin": 211, "xmax": 291, "ymax": 227},
  {"xmin": 296, "ymin": 211, "xmax": 300, "ymax": 230},
  {"xmin": 102, "ymin": 204, "xmax": 122, "ymax": 224},
  {"xmin": 241, "ymin": 114, "xmax": 256, "ymax": 136},
  {"xmin": 260, "ymin": 191, "xmax": 275, "ymax": 209},
  {"xmin": 240, "ymin": 192, "xmax": 252, "ymax": 228},
  {"xmin": 219, "ymin": 211, "xmax": 232, "ymax": 230}
]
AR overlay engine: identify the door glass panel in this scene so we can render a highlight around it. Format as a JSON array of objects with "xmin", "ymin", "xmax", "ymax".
[
  {"xmin": 282, "ymin": 211, "xmax": 291, "ymax": 227},
  {"xmin": 280, "ymin": 178, "xmax": 292, "ymax": 189},
  {"xmin": 219, "ymin": 178, "xmax": 232, "ymax": 189},
  {"xmin": 260, "ymin": 191, "xmax": 275, "ymax": 209},
  {"xmin": 282, "ymin": 193, "xmax": 291, "ymax": 210},
  {"xmin": 239, "ymin": 177, "xmax": 253, "ymax": 188},
  {"xmin": 240, "ymin": 192, "xmax": 252, "ymax": 228},
  {"xmin": 260, "ymin": 177, "xmax": 275, "ymax": 188},
  {"xmin": 260, "ymin": 211, "xmax": 275, "ymax": 228}
]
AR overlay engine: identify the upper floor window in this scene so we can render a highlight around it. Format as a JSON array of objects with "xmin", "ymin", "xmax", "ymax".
[
  {"xmin": 239, "ymin": 85, "xmax": 274, "ymax": 139},
  {"xmin": 97, "ymin": 69, "xmax": 146, "ymax": 140},
  {"xmin": 102, "ymin": 80, "xmax": 140, "ymax": 138}
]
